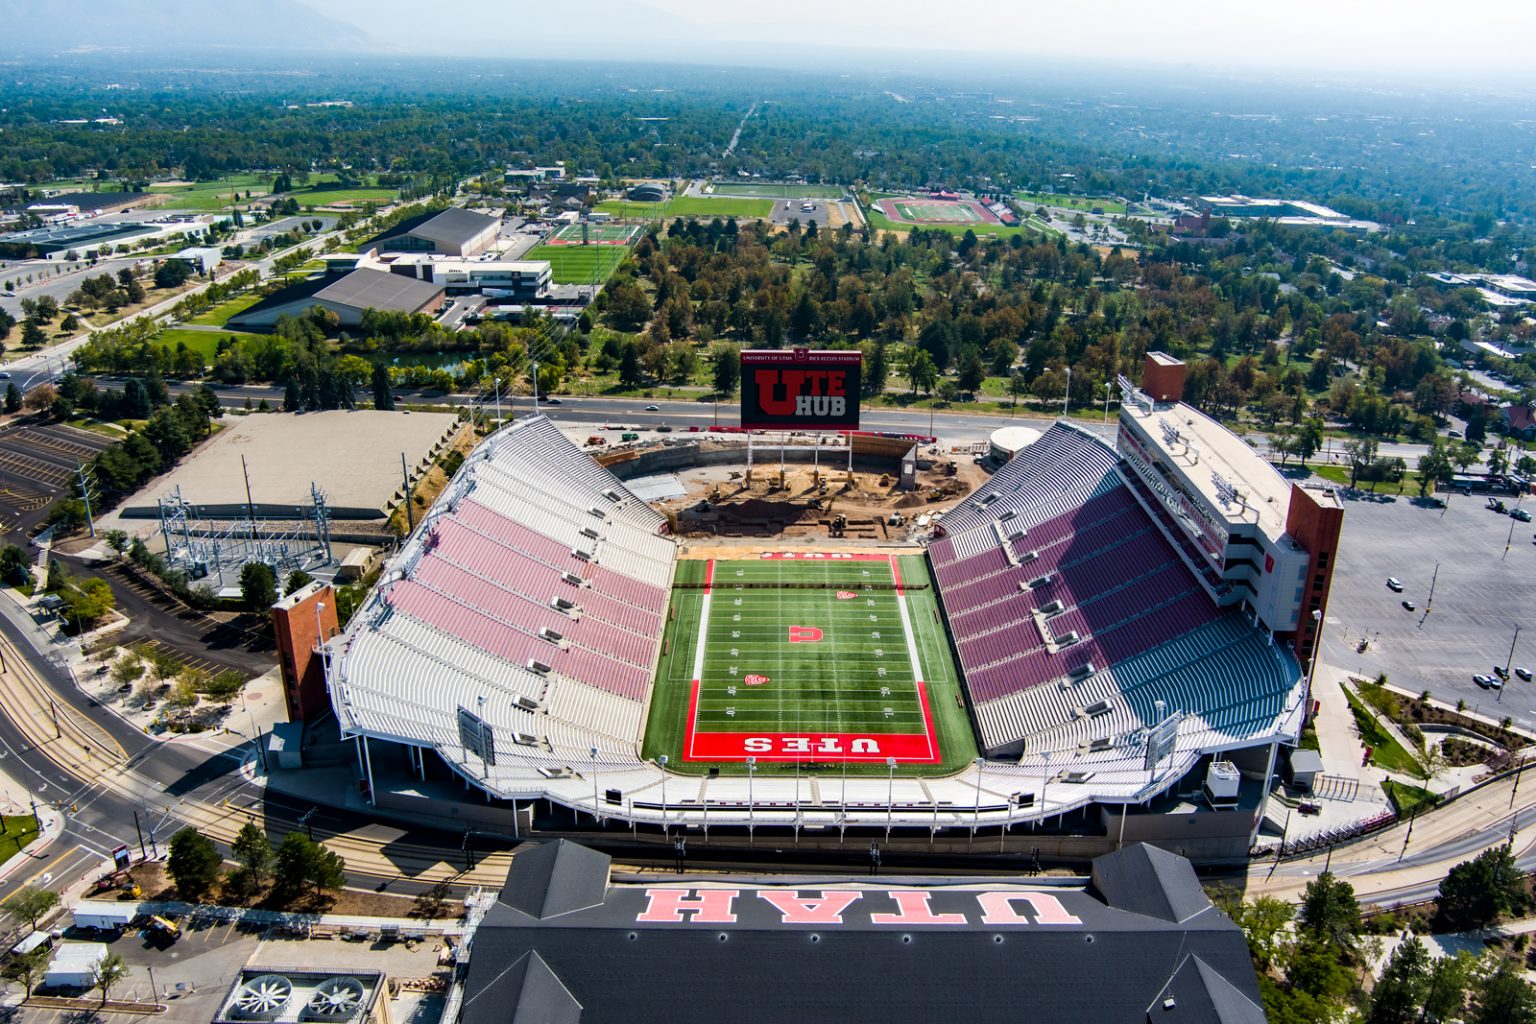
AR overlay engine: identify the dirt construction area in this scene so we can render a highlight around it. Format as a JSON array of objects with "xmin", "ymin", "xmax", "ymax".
[{"xmin": 653, "ymin": 455, "xmax": 992, "ymax": 546}]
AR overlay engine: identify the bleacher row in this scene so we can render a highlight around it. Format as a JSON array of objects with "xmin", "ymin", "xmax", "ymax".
[
  {"xmin": 331, "ymin": 415, "xmax": 677, "ymax": 786},
  {"xmin": 929, "ymin": 423, "xmax": 1304, "ymax": 771}
]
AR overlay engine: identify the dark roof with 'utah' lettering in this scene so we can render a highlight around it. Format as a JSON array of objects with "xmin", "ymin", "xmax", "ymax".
[{"xmin": 461, "ymin": 841, "xmax": 1263, "ymax": 1024}]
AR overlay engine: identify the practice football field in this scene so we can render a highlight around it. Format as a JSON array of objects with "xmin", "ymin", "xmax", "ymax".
[{"xmin": 644, "ymin": 555, "xmax": 977, "ymax": 775}]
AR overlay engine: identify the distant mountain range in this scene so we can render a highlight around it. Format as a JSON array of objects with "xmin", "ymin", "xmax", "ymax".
[{"xmin": 0, "ymin": 0, "xmax": 372, "ymax": 55}]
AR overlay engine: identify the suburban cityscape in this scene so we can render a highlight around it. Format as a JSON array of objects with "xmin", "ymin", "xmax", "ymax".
[{"xmin": 0, "ymin": 1, "xmax": 1535, "ymax": 1021}]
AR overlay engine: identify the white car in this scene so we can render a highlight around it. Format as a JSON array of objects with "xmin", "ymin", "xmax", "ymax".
[{"xmin": 1386, "ymin": 577, "xmax": 1404, "ymax": 592}]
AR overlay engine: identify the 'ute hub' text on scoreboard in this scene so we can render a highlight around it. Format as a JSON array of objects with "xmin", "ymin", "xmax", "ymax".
[{"xmin": 740, "ymin": 348, "xmax": 862, "ymax": 431}]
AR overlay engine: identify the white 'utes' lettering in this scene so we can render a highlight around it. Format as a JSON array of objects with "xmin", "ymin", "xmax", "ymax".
[
  {"xmin": 743, "ymin": 736, "xmax": 882, "ymax": 754},
  {"xmin": 635, "ymin": 889, "xmax": 1084, "ymax": 927}
]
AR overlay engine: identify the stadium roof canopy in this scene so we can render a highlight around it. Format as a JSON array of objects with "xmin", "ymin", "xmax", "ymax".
[{"xmin": 462, "ymin": 840, "xmax": 1265, "ymax": 1024}]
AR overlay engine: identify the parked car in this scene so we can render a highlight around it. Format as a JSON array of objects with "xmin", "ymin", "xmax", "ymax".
[
  {"xmin": 1495, "ymin": 665, "xmax": 1510, "ymax": 679},
  {"xmin": 1402, "ymin": 600, "xmax": 1416, "ymax": 611},
  {"xmin": 1475, "ymin": 673, "xmax": 1501, "ymax": 689},
  {"xmin": 644, "ymin": 404, "xmax": 660, "ymax": 411},
  {"xmin": 1386, "ymin": 577, "xmax": 1404, "ymax": 592},
  {"xmin": 1518, "ymin": 667, "xmax": 1533, "ymax": 681},
  {"xmin": 1513, "ymin": 508, "xmax": 1532, "ymax": 522}
]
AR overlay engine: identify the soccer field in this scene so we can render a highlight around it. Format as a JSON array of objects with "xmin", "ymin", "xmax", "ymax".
[
  {"xmin": 549, "ymin": 222, "xmax": 639, "ymax": 245},
  {"xmin": 524, "ymin": 243, "xmax": 629, "ymax": 284},
  {"xmin": 644, "ymin": 555, "xmax": 977, "ymax": 774},
  {"xmin": 709, "ymin": 182, "xmax": 846, "ymax": 199}
]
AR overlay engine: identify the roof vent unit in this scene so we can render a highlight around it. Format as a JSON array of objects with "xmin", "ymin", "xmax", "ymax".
[
  {"xmin": 570, "ymin": 547, "xmax": 591, "ymax": 561},
  {"xmin": 587, "ymin": 505, "xmax": 606, "ymax": 519},
  {"xmin": 1024, "ymin": 573, "xmax": 1053, "ymax": 591},
  {"xmin": 603, "ymin": 488, "xmax": 621, "ymax": 502},
  {"xmin": 560, "ymin": 571, "xmax": 584, "ymax": 586},
  {"xmin": 302, "ymin": 978, "xmax": 365, "ymax": 1024},
  {"xmin": 1080, "ymin": 699, "xmax": 1112, "ymax": 718},
  {"xmin": 1055, "ymin": 630, "xmax": 1081, "ymax": 646},
  {"xmin": 1037, "ymin": 599, "xmax": 1065, "ymax": 615},
  {"xmin": 580, "ymin": 526, "xmax": 600, "ymax": 540},
  {"xmin": 551, "ymin": 595, "xmax": 576, "ymax": 611},
  {"xmin": 1020, "ymin": 550, "xmax": 1039, "ymax": 563},
  {"xmin": 978, "ymin": 492, "xmax": 1000, "ymax": 506},
  {"xmin": 526, "ymin": 659, "xmax": 551, "ymax": 675},
  {"xmin": 1088, "ymin": 737, "xmax": 1113, "ymax": 752},
  {"xmin": 513, "ymin": 732, "xmax": 540, "ymax": 747},
  {"xmin": 1068, "ymin": 662, "xmax": 1096, "ymax": 681},
  {"xmin": 996, "ymin": 510, "xmax": 1016, "ymax": 522},
  {"xmin": 515, "ymin": 695, "xmax": 540, "ymax": 711},
  {"xmin": 1061, "ymin": 771, "xmax": 1095, "ymax": 784},
  {"xmin": 538, "ymin": 626, "xmax": 564, "ymax": 643},
  {"xmin": 232, "ymin": 975, "xmax": 294, "ymax": 1022}
]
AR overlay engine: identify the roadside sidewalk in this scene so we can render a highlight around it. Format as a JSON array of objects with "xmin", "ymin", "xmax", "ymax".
[{"xmin": 0, "ymin": 761, "xmax": 66, "ymax": 887}]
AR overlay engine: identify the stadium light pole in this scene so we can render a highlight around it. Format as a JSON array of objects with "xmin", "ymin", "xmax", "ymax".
[
  {"xmin": 658, "ymin": 754, "xmax": 669, "ymax": 838},
  {"xmin": 885, "ymin": 757, "xmax": 897, "ymax": 840},
  {"xmin": 1039, "ymin": 751, "xmax": 1051, "ymax": 828},
  {"xmin": 1102, "ymin": 381, "xmax": 1113, "ymax": 424},
  {"xmin": 591, "ymin": 747, "xmax": 601, "ymax": 825},
  {"xmin": 746, "ymin": 756, "xmax": 757, "ymax": 846},
  {"xmin": 1305, "ymin": 608, "xmax": 1323, "ymax": 722},
  {"xmin": 972, "ymin": 756, "xmax": 984, "ymax": 843},
  {"xmin": 1062, "ymin": 366, "xmax": 1072, "ymax": 418}
]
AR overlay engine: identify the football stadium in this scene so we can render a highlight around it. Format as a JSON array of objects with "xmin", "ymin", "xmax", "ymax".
[{"xmin": 321, "ymin": 353, "xmax": 1339, "ymax": 860}]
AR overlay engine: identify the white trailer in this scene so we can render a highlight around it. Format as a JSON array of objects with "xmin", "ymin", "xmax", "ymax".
[
  {"xmin": 44, "ymin": 942, "xmax": 107, "ymax": 990},
  {"xmin": 72, "ymin": 904, "xmax": 136, "ymax": 932}
]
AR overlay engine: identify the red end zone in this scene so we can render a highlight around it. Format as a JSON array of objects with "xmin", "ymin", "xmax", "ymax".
[{"xmin": 683, "ymin": 679, "xmax": 941, "ymax": 763}]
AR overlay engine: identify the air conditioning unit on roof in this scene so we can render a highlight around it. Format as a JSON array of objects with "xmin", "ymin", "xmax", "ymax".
[
  {"xmin": 588, "ymin": 506, "xmax": 606, "ymax": 519},
  {"xmin": 538, "ymin": 626, "xmax": 563, "ymax": 643},
  {"xmin": 1068, "ymin": 662, "xmax": 1096, "ymax": 680},
  {"xmin": 1056, "ymin": 630, "xmax": 1080, "ymax": 645},
  {"xmin": 560, "ymin": 571, "xmax": 583, "ymax": 585},
  {"xmin": 516, "ymin": 695, "xmax": 540, "ymax": 710},
  {"xmin": 1038, "ymin": 599, "xmax": 1064, "ymax": 615},
  {"xmin": 580, "ymin": 526, "xmax": 599, "ymax": 539},
  {"xmin": 603, "ymin": 489, "xmax": 621, "ymax": 501}
]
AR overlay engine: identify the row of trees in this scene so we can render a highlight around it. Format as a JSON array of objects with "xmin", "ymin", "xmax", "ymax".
[{"xmin": 168, "ymin": 824, "xmax": 345, "ymax": 905}]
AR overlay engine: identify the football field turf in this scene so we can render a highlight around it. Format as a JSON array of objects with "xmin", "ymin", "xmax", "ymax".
[{"xmin": 643, "ymin": 554, "xmax": 977, "ymax": 775}]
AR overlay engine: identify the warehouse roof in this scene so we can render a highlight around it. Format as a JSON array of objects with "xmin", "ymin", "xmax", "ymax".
[
  {"xmin": 462, "ymin": 841, "xmax": 1263, "ymax": 1024},
  {"xmin": 382, "ymin": 207, "xmax": 499, "ymax": 247},
  {"xmin": 314, "ymin": 267, "xmax": 443, "ymax": 311}
]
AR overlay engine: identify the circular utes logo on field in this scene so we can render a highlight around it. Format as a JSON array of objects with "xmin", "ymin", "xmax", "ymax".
[{"xmin": 744, "ymin": 674, "xmax": 771, "ymax": 686}]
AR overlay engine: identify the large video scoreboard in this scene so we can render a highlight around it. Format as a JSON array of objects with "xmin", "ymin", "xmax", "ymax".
[{"xmin": 740, "ymin": 348, "xmax": 861, "ymax": 431}]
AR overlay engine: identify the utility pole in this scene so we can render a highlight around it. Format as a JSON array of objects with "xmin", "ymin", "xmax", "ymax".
[
  {"xmin": 1062, "ymin": 366, "xmax": 1072, "ymax": 417},
  {"xmin": 75, "ymin": 463, "xmax": 96, "ymax": 538}
]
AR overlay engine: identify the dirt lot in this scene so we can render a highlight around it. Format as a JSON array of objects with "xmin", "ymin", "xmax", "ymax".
[{"xmin": 658, "ymin": 456, "xmax": 991, "ymax": 545}]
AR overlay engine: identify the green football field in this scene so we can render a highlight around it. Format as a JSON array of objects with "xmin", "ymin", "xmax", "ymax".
[{"xmin": 643, "ymin": 555, "xmax": 977, "ymax": 776}]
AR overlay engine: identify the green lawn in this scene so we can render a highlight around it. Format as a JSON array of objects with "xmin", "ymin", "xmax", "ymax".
[
  {"xmin": 642, "ymin": 555, "xmax": 975, "ymax": 776},
  {"xmin": 0, "ymin": 814, "xmax": 39, "ymax": 858},
  {"xmin": 156, "ymin": 328, "xmax": 259, "ymax": 359},
  {"xmin": 1381, "ymin": 779, "xmax": 1440, "ymax": 817},
  {"xmin": 594, "ymin": 196, "xmax": 774, "ymax": 221},
  {"xmin": 525, "ymin": 243, "xmax": 629, "ymax": 285},
  {"xmin": 708, "ymin": 182, "xmax": 846, "ymax": 199},
  {"xmin": 187, "ymin": 292, "xmax": 264, "ymax": 327},
  {"xmin": 1341, "ymin": 682, "xmax": 1421, "ymax": 775},
  {"xmin": 296, "ymin": 186, "xmax": 397, "ymax": 208},
  {"xmin": 1015, "ymin": 191, "xmax": 1127, "ymax": 214},
  {"xmin": 149, "ymin": 173, "xmax": 273, "ymax": 211}
]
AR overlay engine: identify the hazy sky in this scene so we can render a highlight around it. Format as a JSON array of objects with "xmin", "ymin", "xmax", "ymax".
[{"xmin": 316, "ymin": 0, "xmax": 1536, "ymax": 80}]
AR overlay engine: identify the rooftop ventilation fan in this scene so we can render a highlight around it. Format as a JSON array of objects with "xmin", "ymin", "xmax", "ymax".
[
  {"xmin": 303, "ymin": 977, "xmax": 365, "ymax": 1023},
  {"xmin": 233, "ymin": 975, "xmax": 293, "ymax": 1021}
]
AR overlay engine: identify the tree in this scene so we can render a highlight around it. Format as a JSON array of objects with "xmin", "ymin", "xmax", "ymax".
[
  {"xmin": 1342, "ymin": 437, "xmax": 1379, "ymax": 488},
  {"xmin": 1417, "ymin": 441, "xmax": 1453, "ymax": 497},
  {"xmin": 710, "ymin": 343, "xmax": 739, "ymax": 397},
  {"xmin": 92, "ymin": 951, "xmax": 128, "ymax": 1004},
  {"xmin": 23, "ymin": 383, "xmax": 55, "ymax": 414},
  {"xmin": 1439, "ymin": 845, "xmax": 1526, "ymax": 929},
  {"xmin": 283, "ymin": 376, "xmax": 301, "ymax": 412},
  {"xmin": 1366, "ymin": 936, "xmax": 1431, "ymax": 1024},
  {"xmin": 153, "ymin": 259, "xmax": 193, "ymax": 290},
  {"xmin": 372, "ymin": 363, "xmax": 395, "ymax": 410},
  {"xmin": 239, "ymin": 561, "xmax": 278, "ymax": 611},
  {"xmin": 413, "ymin": 879, "xmax": 453, "ymax": 921},
  {"xmin": 21, "ymin": 319, "xmax": 45, "ymax": 347},
  {"xmin": 105, "ymin": 529, "xmax": 129, "ymax": 559},
  {"xmin": 167, "ymin": 828, "xmax": 222, "ymax": 901},
  {"xmin": 285, "ymin": 569, "xmax": 314, "ymax": 595},
  {"xmin": 1298, "ymin": 872, "xmax": 1359, "ymax": 951},
  {"xmin": 1472, "ymin": 959, "xmax": 1536, "ymax": 1024},
  {"xmin": 275, "ymin": 831, "xmax": 346, "ymax": 899},
  {"xmin": 1294, "ymin": 418, "xmax": 1325, "ymax": 466},
  {"xmin": 231, "ymin": 823, "xmax": 274, "ymax": 885},
  {"xmin": 907, "ymin": 349, "xmax": 938, "ymax": 395},
  {"xmin": 3, "ymin": 945, "xmax": 48, "ymax": 995},
  {"xmin": 4, "ymin": 382, "xmax": 19, "ymax": 414},
  {"xmin": 6, "ymin": 886, "xmax": 59, "ymax": 930},
  {"xmin": 955, "ymin": 346, "xmax": 986, "ymax": 394}
]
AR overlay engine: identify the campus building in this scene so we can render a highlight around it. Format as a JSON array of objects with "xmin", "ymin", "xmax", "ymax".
[
  {"xmin": 228, "ymin": 267, "xmax": 446, "ymax": 329},
  {"xmin": 376, "ymin": 207, "xmax": 501, "ymax": 257},
  {"xmin": 461, "ymin": 840, "xmax": 1264, "ymax": 1024}
]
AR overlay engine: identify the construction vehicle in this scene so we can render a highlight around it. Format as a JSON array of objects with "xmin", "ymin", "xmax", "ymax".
[
  {"xmin": 830, "ymin": 514, "xmax": 847, "ymax": 537},
  {"xmin": 1489, "ymin": 497, "xmax": 1507, "ymax": 512},
  {"xmin": 586, "ymin": 436, "xmax": 606, "ymax": 446}
]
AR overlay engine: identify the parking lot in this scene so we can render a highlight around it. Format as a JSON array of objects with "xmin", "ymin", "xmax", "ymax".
[
  {"xmin": 1321, "ymin": 488, "xmax": 1536, "ymax": 729},
  {"xmin": 0, "ymin": 423, "xmax": 115, "ymax": 534}
]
